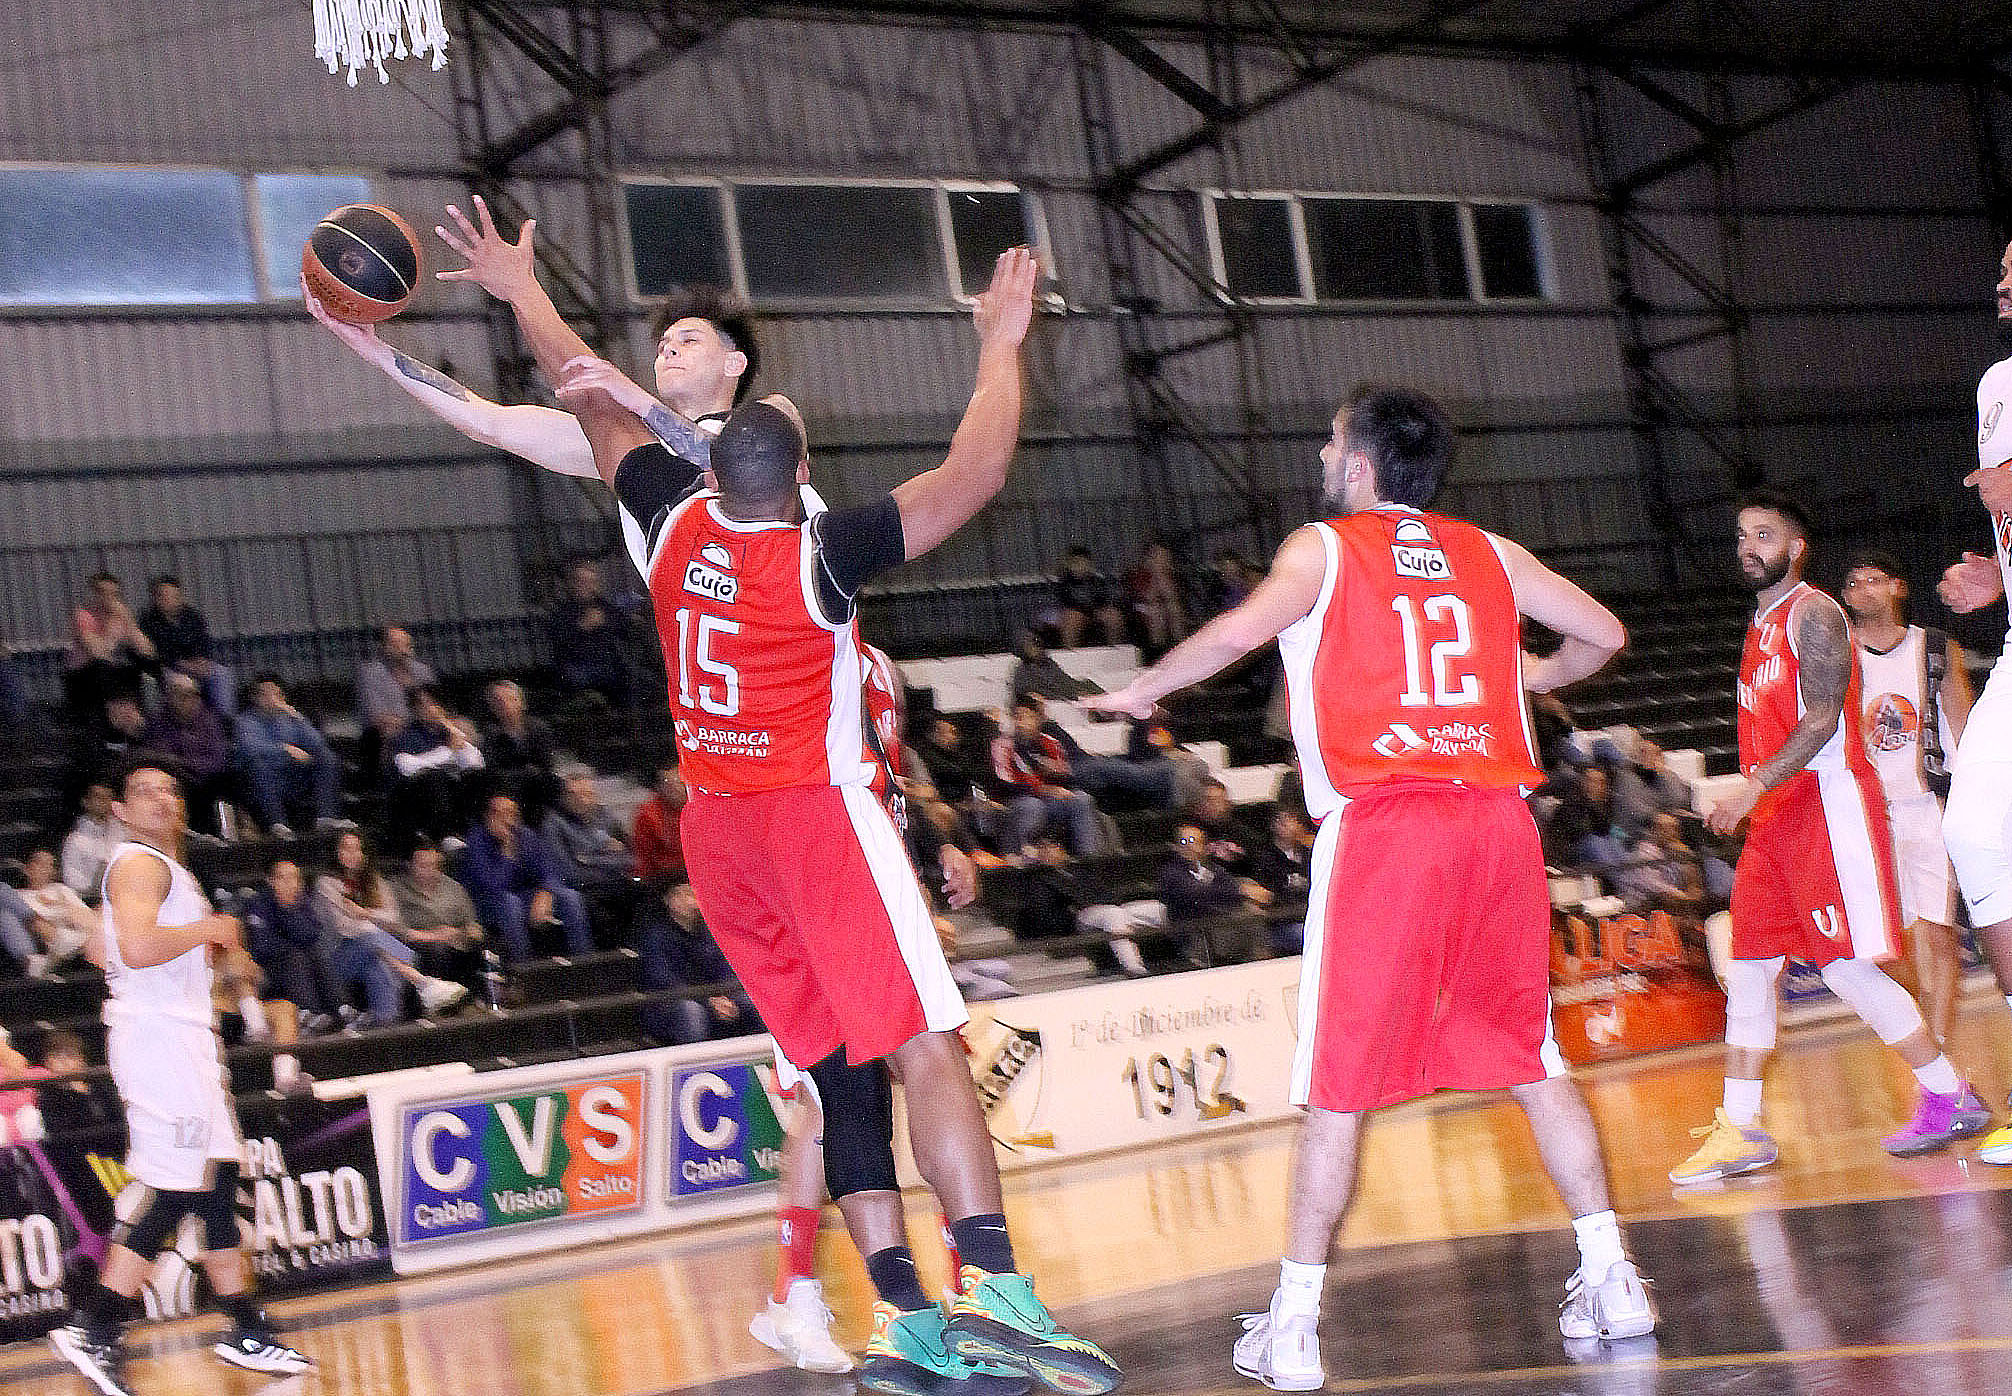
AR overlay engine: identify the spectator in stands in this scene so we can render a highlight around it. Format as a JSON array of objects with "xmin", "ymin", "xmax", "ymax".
[
  {"xmin": 211, "ymin": 938, "xmax": 308, "ymax": 1089},
  {"xmin": 0, "ymin": 882, "xmax": 43, "ymax": 977},
  {"xmin": 1529, "ymin": 691, "xmax": 1582, "ymax": 778},
  {"xmin": 1051, "ymin": 545, "xmax": 1128, "ymax": 649},
  {"xmin": 316, "ymin": 830, "xmax": 468, "ymax": 1023},
  {"xmin": 1189, "ymin": 778, "xmax": 1258, "ymax": 876},
  {"xmin": 1614, "ymin": 812, "xmax": 1708, "ymax": 915},
  {"xmin": 355, "ymin": 624, "xmax": 438, "ymax": 756},
  {"xmin": 1058, "ymin": 839, "xmax": 1168, "ymax": 979},
  {"xmin": 144, "ymin": 672, "xmax": 233, "ymax": 835},
  {"xmin": 1125, "ymin": 707, "xmax": 1208, "ymax": 809},
  {"xmin": 1612, "ymin": 739, "xmax": 1693, "ymax": 835},
  {"xmin": 914, "ymin": 716, "xmax": 1007, "ymax": 842},
  {"xmin": 637, "ymin": 880, "xmax": 754, "ymax": 1045},
  {"xmin": 1205, "ymin": 550, "xmax": 1257, "ymax": 615},
  {"xmin": 1250, "ymin": 808, "xmax": 1314, "ymax": 954},
  {"xmin": 1047, "ymin": 701, "xmax": 1182, "ymax": 810},
  {"xmin": 16, "ymin": 847, "xmax": 95, "ymax": 973},
  {"xmin": 938, "ymin": 918, "xmax": 1017, "ymax": 1002},
  {"xmin": 34, "ymin": 1030, "xmax": 117, "ymax": 1136},
  {"xmin": 463, "ymin": 793, "xmax": 593, "ymax": 962},
  {"xmin": 1010, "ymin": 628, "xmax": 1101, "ymax": 704},
  {"xmin": 243, "ymin": 857, "xmax": 343, "ymax": 1032},
  {"xmin": 392, "ymin": 840, "xmax": 485, "ymax": 990},
  {"xmin": 384, "ymin": 687, "xmax": 487, "ymax": 847},
  {"xmin": 1127, "ymin": 538, "xmax": 1189, "ymax": 657},
  {"xmin": 0, "ymin": 641, "xmax": 27, "ymax": 730},
  {"xmin": 481, "ymin": 679, "xmax": 560, "ymax": 824},
  {"xmin": 630, "ymin": 762, "xmax": 687, "ymax": 888},
  {"xmin": 550, "ymin": 557, "xmax": 632, "ymax": 708},
  {"xmin": 139, "ymin": 575, "xmax": 234, "ymax": 716},
  {"xmin": 61, "ymin": 781, "xmax": 122, "ymax": 900},
  {"xmin": 1161, "ymin": 822, "xmax": 1272, "ymax": 966},
  {"xmin": 995, "ymin": 696, "xmax": 1102, "ymax": 857},
  {"xmin": 542, "ymin": 767, "xmax": 632, "ymax": 892},
  {"xmin": 62, "ymin": 572, "xmax": 154, "ymax": 720},
  {"xmin": 80, "ymin": 694, "xmax": 150, "ymax": 781},
  {"xmin": 237, "ymin": 674, "xmax": 342, "ymax": 836},
  {"xmin": 1559, "ymin": 763, "xmax": 1631, "ymax": 875}
]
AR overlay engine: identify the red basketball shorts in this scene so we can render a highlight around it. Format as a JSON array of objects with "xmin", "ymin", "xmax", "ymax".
[
  {"xmin": 1290, "ymin": 781, "xmax": 1553, "ymax": 1113},
  {"xmin": 1730, "ymin": 767, "xmax": 1901, "ymax": 967},
  {"xmin": 680, "ymin": 783, "xmax": 968, "ymax": 1074}
]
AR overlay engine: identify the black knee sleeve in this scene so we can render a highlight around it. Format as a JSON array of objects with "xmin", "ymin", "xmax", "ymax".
[
  {"xmin": 807, "ymin": 1053, "xmax": 898, "ymax": 1199},
  {"xmin": 195, "ymin": 1162, "xmax": 242, "ymax": 1252},
  {"xmin": 111, "ymin": 1184, "xmax": 178, "ymax": 1261}
]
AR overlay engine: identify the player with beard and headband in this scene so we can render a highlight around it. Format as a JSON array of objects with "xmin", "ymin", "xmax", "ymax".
[
  {"xmin": 49, "ymin": 758, "xmax": 310, "ymax": 1396},
  {"xmin": 432, "ymin": 201, "xmax": 1115, "ymax": 1395},
  {"xmin": 1939, "ymin": 238, "xmax": 2012, "ymax": 1165},
  {"xmin": 1838, "ymin": 551, "xmax": 1976, "ymax": 1055},
  {"xmin": 1672, "ymin": 493, "xmax": 1989, "ymax": 1186},
  {"xmin": 1089, "ymin": 385, "xmax": 1657, "ymax": 1390}
]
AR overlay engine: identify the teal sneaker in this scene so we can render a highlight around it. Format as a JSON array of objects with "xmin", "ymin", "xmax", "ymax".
[
  {"xmin": 858, "ymin": 1301, "xmax": 1030, "ymax": 1396},
  {"xmin": 944, "ymin": 1266, "xmax": 1122, "ymax": 1394}
]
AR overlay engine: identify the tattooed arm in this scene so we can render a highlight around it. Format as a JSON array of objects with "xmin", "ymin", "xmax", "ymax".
[
  {"xmin": 1707, "ymin": 596, "xmax": 1852, "ymax": 834},
  {"xmin": 304, "ymin": 278, "xmax": 599, "ymax": 479}
]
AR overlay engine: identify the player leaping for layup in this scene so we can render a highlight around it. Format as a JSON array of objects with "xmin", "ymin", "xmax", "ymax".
[
  {"xmin": 427, "ymin": 202, "xmax": 1115, "ymax": 1395},
  {"xmin": 1090, "ymin": 387, "xmax": 1656, "ymax": 1391}
]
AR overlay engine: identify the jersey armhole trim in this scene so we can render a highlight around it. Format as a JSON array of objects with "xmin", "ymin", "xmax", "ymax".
[
  {"xmin": 801, "ymin": 521, "xmax": 853, "ymax": 634},
  {"xmin": 1276, "ymin": 523, "xmax": 1339, "ymax": 648}
]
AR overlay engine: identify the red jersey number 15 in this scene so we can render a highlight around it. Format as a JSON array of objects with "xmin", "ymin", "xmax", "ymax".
[
  {"xmin": 674, "ymin": 607, "xmax": 742, "ymax": 717},
  {"xmin": 1391, "ymin": 594, "xmax": 1481, "ymax": 709}
]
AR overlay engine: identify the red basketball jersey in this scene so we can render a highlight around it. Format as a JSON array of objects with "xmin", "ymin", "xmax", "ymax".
[
  {"xmin": 647, "ymin": 493, "xmax": 873, "ymax": 795},
  {"xmin": 1276, "ymin": 506, "xmax": 1542, "ymax": 819},
  {"xmin": 1737, "ymin": 582, "xmax": 1874, "ymax": 825}
]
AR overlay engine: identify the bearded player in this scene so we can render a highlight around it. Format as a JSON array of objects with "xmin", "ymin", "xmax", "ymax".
[
  {"xmin": 49, "ymin": 758, "xmax": 311, "ymax": 1396},
  {"xmin": 1091, "ymin": 386, "xmax": 1656, "ymax": 1391},
  {"xmin": 1671, "ymin": 493, "xmax": 1987, "ymax": 1186},
  {"xmin": 432, "ymin": 199, "xmax": 1115, "ymax": 1394},
  {"xmin": 1937, "ymin": 240, "xmax": 2012, "ymax": 1165}
]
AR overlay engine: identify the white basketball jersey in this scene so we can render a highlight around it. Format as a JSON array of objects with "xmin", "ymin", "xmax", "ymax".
[
  {"xmin": 100, "ymin": 841, "xmax": 215, "ymax": 1029},
  {"xmin": 1974, "ymin": 354, "xmax": 2012, "ymax": 654},
  {"xmin": 1858, "ymin": 626, "xmax": 1930, "ymax": 802}
]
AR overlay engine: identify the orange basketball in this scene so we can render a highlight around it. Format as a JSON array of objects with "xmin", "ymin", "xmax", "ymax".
[{"xmin": 301, "ymin": 203, "xmax": 424, "ymax": 324}]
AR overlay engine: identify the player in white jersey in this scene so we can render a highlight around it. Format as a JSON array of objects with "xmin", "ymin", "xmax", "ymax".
[
  {"xmin": 1840, "ymin": 550, "xmax": 1975, "ymax": 1048},
  {"xmin": 49, "ymin": 759, "xmax": 309, "ymax": 1396},
  {"xmin": 1941, "ymin": 239, "xmax": 2012, "ymax": 1164}
]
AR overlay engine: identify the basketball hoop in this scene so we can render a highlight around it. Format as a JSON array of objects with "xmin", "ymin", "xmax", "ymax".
[{"xmin": 314, "ymin": 0, "xmax": 450, "ymax": 86}]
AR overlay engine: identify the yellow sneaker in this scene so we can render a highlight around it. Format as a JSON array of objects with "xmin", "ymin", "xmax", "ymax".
[
  {"xmin": 1669, "ymin": 1108, "xmax": 1779, "ymax": 1186},
  {"xmin": 1977, "ymin": 1124, "xmax": 2012, "ymax": 1165}
]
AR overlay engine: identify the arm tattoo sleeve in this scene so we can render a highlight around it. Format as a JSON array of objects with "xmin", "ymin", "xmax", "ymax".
[
  {"xmin": 643, "ymin": 403, "xmax": 711, "ymax": 468},
  {"xmin": 392, "ymin": 351, "xmax": 472, "ymax": 402},
  {"xmin": 1755, "ymin": 600, "xmax": 1852, "ymax": 789}
]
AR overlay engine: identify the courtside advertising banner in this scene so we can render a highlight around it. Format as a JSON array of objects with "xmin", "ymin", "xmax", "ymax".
[{"xmin": 666, "ymin": 1053, "xmax": 786, "ymax": 1200}]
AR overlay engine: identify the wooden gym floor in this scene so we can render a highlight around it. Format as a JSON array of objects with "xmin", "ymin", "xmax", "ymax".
[{"xmin": 10, "ymin": 994, "xmax": 2012, "ymax": 1395}]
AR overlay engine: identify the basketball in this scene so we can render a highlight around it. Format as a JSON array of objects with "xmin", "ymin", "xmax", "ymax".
[{"xmin": 301, "ymin": 203, "xmax": 423, "ymax": 324}]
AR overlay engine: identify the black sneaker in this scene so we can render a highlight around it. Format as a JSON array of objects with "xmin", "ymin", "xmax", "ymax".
[
  {"xmin": 214, "ymin": 1329, "xmax": 313, "ymax": 1374},
  {"xmin": 50, "ymin": 1324, "xmax": 133, "ymax": 1396}
]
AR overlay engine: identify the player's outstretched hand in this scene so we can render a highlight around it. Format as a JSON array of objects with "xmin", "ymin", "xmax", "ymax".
[
  {"xmin": 1938, "ymin": 551, "xmax": 2006, "ymax": 613},
  {"xmin": 436, "ymin": 195, "xmax": 536, "ymax": 303},
  {"xmin": 301, "ymin": 276, "xmax": 382, "ymax": 354},
  {"xmin": 1082, "ymin": 687, "xmax": 1157, "ymax": 720},
  {"xmin": 972, "ymin": 245, "xmax": 1039, "ymax": 350},
  {"xmin": 555, "ymin": 354, "xmax": 655, "ymax": 418},
  {"xmin": 1963, "ymin": 467, "xmax": 2012, "ymax": 516}
]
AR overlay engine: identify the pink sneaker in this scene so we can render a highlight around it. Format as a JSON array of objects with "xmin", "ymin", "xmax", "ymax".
[{"xmin": 1883, "ymin": 1086, "xmax": 1992, "ymax": 1158}]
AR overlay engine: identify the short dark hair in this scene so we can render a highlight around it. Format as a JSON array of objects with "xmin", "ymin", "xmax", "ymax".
[
  {"xmin": 88, "ymin": 571, "xmax": 119, "ymax": 588},
  {"xmin": 709, "ymin": 400, "xmax": 804, "ymax": 506},
  {"xmin": 1065, "ymin": 544, "xmax": 1093, "ymax": 560},
  {"xmin": 1342, "ymin": 385, "xmax": 1455, "ymax": 508},
  {"xmin": 649, "ymin": 285, "xmax": 760, "ymax": 405},
  {"xmin": 113, "ymin": 750, "xmax": 184, "ymax": 799},
  {"xmin": 1737, "ymin": 488, "xmax": 1812, "ymax": 540},
  {"xmin": 253, "ymin": 671, "xmax": 284, "ymax": 690},
  {"xmin": 1842, "ymin": 549, "xmax": 1906, "ymax": 582},
  {"xmin": 41, "ymin": 1029, "xmax": 86, "ymax": 1065},
  {"xmin": 1012, "ymin": 695, "xmax": 1044, "ymax": 715},
  {"xmin": 149, "ymin": 574, "xmax": 181, "ymax": 592}
]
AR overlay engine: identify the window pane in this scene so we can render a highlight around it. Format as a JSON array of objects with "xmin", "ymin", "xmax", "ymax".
[
  {"xmin": 257, "ymin": 173, "xmax": 373, "ymax": 299},
  {"xmin": 625, "ymin": 183, "xmax": 733, "ymax": 296},
  {"xmin": 1474, "ymin": 205, "xmax": 1544, "ymax": 299},
  {"xmin": 1212, "ymin": 195, "xmax": 1300, "ymax": 298},
  {"xmin": 947, "ymin": 189, "xmax": 1032, "ymax": 297},
  {"xmin": 0, "ymin": 168, "xmax": 256, "ymax": 305},
  {"xmin": 737, "ymin": 184, "xmax": 946, "ymax": 301},
  {"xmin": 1305, "ymin": 198, "xmax": 1469, "ymax": 301}
]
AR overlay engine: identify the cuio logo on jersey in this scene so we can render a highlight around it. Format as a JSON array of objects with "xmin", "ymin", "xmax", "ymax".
[
  {"xmin": 398, "ymin": 1071, "xmax": 646, "ymax": 1244},
  {"xmin": 669, "ymin": 1061, "xmax": 784, "ymax": 1196}
]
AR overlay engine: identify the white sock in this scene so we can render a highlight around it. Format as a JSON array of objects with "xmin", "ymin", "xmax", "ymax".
[
  {"xmin": 237, "ymin": 994, "xmax": 272, "ymax": 1042},
  {"xmin": 1913, "ymin": 1054, "xmax": 1962, "ymax": 1097},
  {"xmin": 1571, "ymin": 1210, "xmax": 1626, "ymax": 1285},
  {"xmin": 1276, "ymin": 1258, "xmax": 1325, "ymax": 1320},
  {"xmin": 1723, "ymin": 1077, "xmax": 1763, "ymax": 1127},
  {"xmin": 272, "ymin": 1053, "xmax": 300, "ymax": 1091},
  {"xmin": 1112, "ymin": 939, "xmax": 1147, "ymax": 975}
]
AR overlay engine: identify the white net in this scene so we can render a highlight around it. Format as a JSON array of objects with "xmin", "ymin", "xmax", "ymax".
[{"xmin": 314, "ymin": 0, "xmax": 451, "ymax": 86}]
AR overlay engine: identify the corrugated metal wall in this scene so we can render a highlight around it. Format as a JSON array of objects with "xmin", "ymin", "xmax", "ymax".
[{"xmin": 0, "ymin": 7, "xmax": 1994, "ymax": 665}]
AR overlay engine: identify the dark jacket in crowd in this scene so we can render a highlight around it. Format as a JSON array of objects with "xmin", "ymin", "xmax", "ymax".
[
  {"xmin": 242, "ymin": 885, "xmax": 328, "ymax": 964},
  {"xmin": 138, "ymin": 604, "xmax": 214, "ymax": 670},
  {"xmin": 1158, "ymin": 855, "xmax": 1248, "ymax": 922},
  {"xmin": 461, "ymin": 823, "xmax": 568, "ymax": 900}
]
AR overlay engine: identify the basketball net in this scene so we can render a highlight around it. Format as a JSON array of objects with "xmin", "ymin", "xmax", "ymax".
[{"xmin": 314, "ymin": 0, "xmax": 450, "ymax": 86}]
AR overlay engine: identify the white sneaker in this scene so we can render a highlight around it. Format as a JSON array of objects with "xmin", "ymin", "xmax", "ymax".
[
  {"xmin": 418, "ymin": 977, "xmax": 470, "ymax": 1014},
  {"xmin": 1232, "ymin": 1294, "xmax": 1322, "ymax": 1392},
  {"xmin": 1559, "ymin": 1259, "xmax": 1659, "ymax": 1341},
  {"xmin": 748, "ymin": 1278, "xmax": 852, "ymax": 1374}
]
